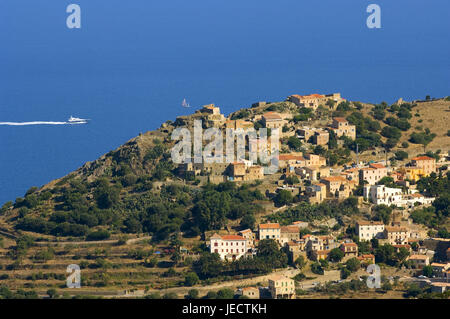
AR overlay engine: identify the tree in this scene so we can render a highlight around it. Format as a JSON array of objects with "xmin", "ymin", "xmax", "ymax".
[
  {"xmin": 94, "ymin": 179, "xmax": 121, "ymax": 209},
  {"xmin": 184, "ymin": 272, "xmax": 200, "ymax": 286},
  {"xmin": 422, "ymin": 265, "xmax": 433, "ymax": 278},
  {"xmin": 86, "ymin": 230, "xmax": 110, "ymax": 241},
  {"xmin": 373, "ymin": 108, "xmax": 385, "ymax": 120},
  {"xmin": 240, "ymin": 213, "xmax": 255, "ymax": 230},
  {"xmin": 192, "ymin": 191, "xmax": 231, "ymax": 231},
  {"xmin": 409, "ymin": 131, "xmax": 436, "ymax": 152},
  {"xmin": 217, "ymin": 288, "xmax": 234, "ymax": 299},
  {"xmin": 329, "ymin": 248, "xmax": 345, "ymax": 262},
  {"xmin": 341, "ymin": 268, "xmax": 351, "ymax": 279},
  {"xmin": 357, "ymin": 240, "xmax": 371, "ymax": 254},
  {"xmin": 397, "ymin": 247, "xmax": 410, "ymax": 263},
  {"xmin": 377, "ymin": 176, "xmax": 397, "ymax": 188},
  {"xmin": 381, "ymin": 126, "xmax": 401, "ymax": 139},
  {"xmin": 311, "ymin": 262, "xmax": 324, "ymax": 275},
  {"xmin": 406, "ymin": 283, "xmax": 422, "ymax": 298},
  {"xmin": 193, "ymin": 253, "xmax": 223, "ymax": 279},
  {"xmin": 375, "ymin": 244, "xmax": 397, "ymax": 266},
  {"xmin": 328, "ymin": 130, "xmax": 338, "ymax": 149},
  {"xmin": 205, "ymin": 291, "xmax": 217, "ymax": 299},
  {"xmin": 313, "ymin": 145, "xmax": 326, "ymax": 156},
  {"xmin": 287, "ymin": 136, "xmax": 302, "ymax": 151},
  {"xmin": 163, "ymin": 292, "xmax": 178, "ymax": 299},
  {"xmin": 294, "ymin": 255, "xmax": 306, "ymax": 269},
  {"xmin": 384, "ymin": 138, "xmax": 399, "ymax": 151},
  {"xmin": 372, "ymin": 205, "xmax": 393, "ymax": 224},
  {"xmin": 394, "ymin": 150, "xmax": 408, "ymax": 161},
  {"xmin": 273, "ymin": 190, "xmax": 293, "ymax": 207},
  {"xmin": 285, "ymin": 175, "xmax": 300, "ymax": 185},
  {"xmin": 345, "ymin": 258, "xmax": 361, "ymax": 272},
  {"xmin": 382, "ymin": 281, "xmax": 392, "ymax": 291},
  {"xmin": 257, "ymin": 239, "xmax": 288, "ymax": 269},
  {"xmin": 371, "ymin": 238, "xmax": 379, "ymax": 249},
  {"xmin": 185, "ymin": 289, "xmax": 199, "ymax": 299},
  {"xmin": 47, "ymin": 289, "xmax": 59, "ymax": 299}
]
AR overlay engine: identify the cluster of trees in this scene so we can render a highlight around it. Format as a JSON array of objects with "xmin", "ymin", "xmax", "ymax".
[
  {"xmin": 119, "ymin": 185, "xmax": 194, "ymax": 241},
  {"xmin": 16, "ymin": 216, "xmax": 90, "ymax": 237},
  {"xmin": 15, "ymin": 178, "xmax": 122, "ymax": 238},
  {"xmin": 7, "ymin": 235, "xmax": 35, "ymax": 261},
  {"xmin": 267, "ymin": 198, "xmax": 360, "ymax": 224},
  {"xmin": 14, "ymin": 177, "xmax": 267, "ymax": 242},
  {"xmin": 323, "ymin": 147, "xmax": 352, "ymax": 167},
  {"xmin": 404, "ymin": 283, "xmax": 450, "ymax": 299},
  {"xmin": 372, "ymin": 205, "xmax": 393, "ymax": 224},
  {"xmin": 0, "ymin": 286, "xmax": 38, "ymax": 299},
  {"xmin": 384, "ymin": 117, "xmax": 411, "ymax": 131},
  {"xmin": 367, "ymin": 102, "xmax": 415, "ymax": 151},
  {"xmin": 191, "ymin": 182, "xmax": 264, "ymax": 234},
  {"xmin": 340, "ymin": 111, "xmax": 383, "ymax": 152},
  {"xmin": 335, "ymin": 101, "xmax": 353, "ymax": 112},
  {"xmin": 375, "ymin": 244, "xmax": 410, "ymax": 267},
  {"xmin": 347, "ymin": 111, "xmax": 381, "ymax": 135},
  {"xmin": 413, "ymin": 172, "xmax": 449, "ymax": 232},
  {"xmin": 394, "ymin": 150, "xmax": 409, "ymax": 161},
  {"xmin": 287, "ymin": 136, "xmax": 302, "ymax": 151},
  {"xmin": 377, "ymin": 176, "xmax": 398, "ymax": 188},
  {"xmin": 409, "ymin": 173, "xmax": 449, "ymax": 236},
  {"xmin": 340, "ymin": 258, "xmax": 361, "ymax": 279},
  {"xmin": 230, "ymin": 109, "xmax": 251, "ymax": 120},
  {"xmin": 292, "ymin": 107, "xmax": 314, "ymax": 123},
  {"xmin": 193, "ymin": 239, "xmax": 288, "ymax": 279},
  {"xmin": 315, "ymin": 279, "xmax": 368, "ymax": 295},
  {"xmin": 409, "ymin": 130, "xmax": 437, "ymax": 151},
  {"xmin": 13, "ymin": 187, "xmax": 52, "ymax": 211},
  {"xmin": 343, "ymin": 131, "xmax": 382, "ymax": 152}
]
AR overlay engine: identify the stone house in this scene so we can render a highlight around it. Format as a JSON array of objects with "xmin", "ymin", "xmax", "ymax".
[
  {"xmin": 330, "ymin": 117, "xmax": 356, "ymax": 140},
  {"xmin": 268, "ymin": 275, "xmax": 296, "ymax": 299},
  {"xmin": 258, "ymin": 223, "xmax": 281, "ymax": 242}
]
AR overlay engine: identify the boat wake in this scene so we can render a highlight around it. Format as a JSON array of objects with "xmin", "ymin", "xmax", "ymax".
[
  {"xmin": 0, "ymin": 121, "xmax": 69, "ymax": 126},
  {"xmin": 0, "ymin": 116, "xmax": 90, "ymax": 126}
]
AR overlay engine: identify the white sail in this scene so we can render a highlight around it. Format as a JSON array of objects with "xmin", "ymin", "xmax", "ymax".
[{"xmin": 182, "ymin": 98, "xmax": 190, "ymax": 108}]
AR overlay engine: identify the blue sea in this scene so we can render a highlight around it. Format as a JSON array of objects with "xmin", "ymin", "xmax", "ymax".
[{"xmin": 0, "ymin": 0, "xmax": 449, "ymax": 204}]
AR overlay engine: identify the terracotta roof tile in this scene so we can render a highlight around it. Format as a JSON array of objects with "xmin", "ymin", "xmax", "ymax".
[{"xmin": 259, "ymin": 223, "xmax": 280, "ymax": 229}]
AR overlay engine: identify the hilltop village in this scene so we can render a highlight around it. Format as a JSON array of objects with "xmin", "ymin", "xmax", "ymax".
[
  {"xmin": 169, "ymin": 93, "xmax": 450, "ymax": 298},
  {"xmin": 0, "ymin": 93, "xmax": 449, "ymax": 299}
]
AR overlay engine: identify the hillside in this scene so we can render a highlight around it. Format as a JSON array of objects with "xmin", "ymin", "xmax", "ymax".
[
  {"xmin": 1, "ymin": 95, "xmax": 449, "ymax": 240},
  {"xmin": 0, "ymin": 93, "xmax": 449, "ymax": 299}
]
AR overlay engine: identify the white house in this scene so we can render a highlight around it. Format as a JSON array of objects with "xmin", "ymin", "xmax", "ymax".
[
  {"xmin": 356, "ymin": 221, "xmax": 385, "ymax": 241},
  {"xmin": 210, "ymin": 234, "xmax": 247, "ymax": 261},
  {"xmin": 404, "ymin": 193, "xmax": 435, "ymax": 208},
  {"xmin": 364, "ymin": 185, "xmax": 435, "ymax": 208},
  {"xmin": 364, "ymin": 185, "xmax": 403, "ymax": 206},
  {"xmin": 258, "ymin": 223, "xmax": 281, "ymax": 242}
]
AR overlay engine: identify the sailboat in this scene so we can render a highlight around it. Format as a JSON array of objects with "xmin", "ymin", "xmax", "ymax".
[{"xmin": 181, "ymin": 98, "xmax": 191, "ymax": 108}]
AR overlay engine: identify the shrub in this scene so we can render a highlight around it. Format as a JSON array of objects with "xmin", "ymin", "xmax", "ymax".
[
  {"xmin": 394, "ymin": 151, "xmax": 408, "ymax": 161},
  {"xmin": 311, "ymin": 262, "xmax": 324, "ymax": 275},
  {"xmin": 329, "ymin": 248, "xmax": 345, "ymax": 262},
  {"xmin": 184, "ymin": 272, "xmax": 200, "ymax": 286},
  {"xmin": 86, "ymin": 230, "xmax": 110, "ymax": 241}
]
